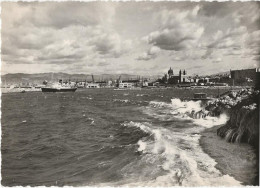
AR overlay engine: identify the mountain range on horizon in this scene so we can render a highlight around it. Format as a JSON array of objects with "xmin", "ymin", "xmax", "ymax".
[
  {"xmin": 1, "ymin": 71, "xmax": 233, "ymax": 85},
  {"xmin": 1, "ymin": 72, "xmax": 162, "ymax": 85}
]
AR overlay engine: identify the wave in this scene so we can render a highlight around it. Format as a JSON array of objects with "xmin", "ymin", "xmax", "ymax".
[
  {"xmin": 107, "ymin": 97, "xmax": 241, "ymax": 186},
  {"xmin": 94, "ymin": 98, "xmax": 239, "ymax": 186},
  {"xmin": 122, "ymin": 121, "xmax": 152, "ymax": 134},
  {"xmin": 116, "ymin": 121, "xmax": 241, "ymax": 186},
  {"xmin": 136, "ymin": 94, "xmax": 149, "ymax": 97},
  {"xmin": 146, "ymin": 99, "xmax": 229, "ymax": 128},
  {"xmin": 113, "ymin": 99, "xmax": 130, "ymax": 103}
]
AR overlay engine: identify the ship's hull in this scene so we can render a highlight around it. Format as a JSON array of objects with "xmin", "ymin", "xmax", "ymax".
[{"xmin": 41, "ymin": 87, "xmax": 77, "ymax": 92}]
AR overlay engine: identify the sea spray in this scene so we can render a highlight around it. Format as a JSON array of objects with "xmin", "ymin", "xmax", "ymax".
[
  {"xmin": 146, "ymin": 99, "xmax": 230, "ymax": 128},
  {"xmin": 118, "ymin": 119, "xmax": 241, "ymax": 186},
  {"xmin": 117, "ymin": 99, "xmax": 242, "ymax": 186}
]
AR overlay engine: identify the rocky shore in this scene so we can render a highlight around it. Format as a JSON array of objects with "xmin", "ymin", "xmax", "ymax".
[
  {"xmin": 200, "ymin": 125, "xmax": 258, "ymax": 185},
  {"xmin": 200, "ymin": 88, "xmax": 259, "ymax": 185},
  {"xmin": 216, "ymin": 89, "xmax": 259, "ymax": 147}
]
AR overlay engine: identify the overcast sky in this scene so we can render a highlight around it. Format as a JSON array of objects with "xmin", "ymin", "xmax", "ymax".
[{"xmin": 1, "ymin": 2, "xmax": 260, "ymax": 75}]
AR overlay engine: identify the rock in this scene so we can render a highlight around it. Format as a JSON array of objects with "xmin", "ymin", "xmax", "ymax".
[{"xmin": 217, "ymin": 89, "xmax": 259, "ymax": 148}]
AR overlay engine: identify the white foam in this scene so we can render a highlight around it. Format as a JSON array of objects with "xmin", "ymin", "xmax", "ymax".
[
  {"xmin": 171, "ymin": 98, "xmax": 202, "ymax": 112},
  {"xmin": 129, "ymin": 122, "xmax": 240, "ymax": 186},
  {"xmin": 122, "ymin": 121, "xmax": 152, "ymax": 134},
  {"xmin": 118, "ymin": 98, "xmax": 240, "ymax": 186},
  {"xmin": 147, "ymin": 99, "xmax": 229, "ymax": 128},
  {"xmin": 137, "ymin": 140, "xmax": 147, "ymax": 152}
]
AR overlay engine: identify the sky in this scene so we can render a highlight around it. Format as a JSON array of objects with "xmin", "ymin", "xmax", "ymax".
[{"xmin": 1, "ymin": 1, "xmax": 260, "ymax": 76}]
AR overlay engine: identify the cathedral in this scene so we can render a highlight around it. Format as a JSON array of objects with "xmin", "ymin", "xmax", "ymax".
[{"xmin": 167, "ymin": 67, "xmax": 189, "ymax": 84}]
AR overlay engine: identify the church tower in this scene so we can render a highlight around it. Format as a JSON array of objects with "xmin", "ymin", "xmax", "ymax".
[{"xmin": 168, "ymin": 67, "xmax": 173, "ymax": 78}]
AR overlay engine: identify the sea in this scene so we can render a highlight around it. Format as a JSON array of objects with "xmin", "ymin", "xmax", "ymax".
[{"xmin": 1, "ymin": 88, "xmax": 242, "ymax": 186}]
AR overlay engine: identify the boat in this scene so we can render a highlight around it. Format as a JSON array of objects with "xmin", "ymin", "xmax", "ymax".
[
  {"xmin": 183, "ymin": 93, "xmax": 215, "ymax": 102},
  {"xmin": 41, "ymin": 81, "xmax": 77, "ymax": 92},
  {"xmin": 190, "ymin": 93, "xmax": 215, "ymax": 101},
  {"xmin": 41, "ymin": 87, "xmax": 77, "ymax": 92}
]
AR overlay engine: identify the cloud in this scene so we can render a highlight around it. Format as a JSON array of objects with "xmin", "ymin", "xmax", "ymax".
[
  {"xmin": 1, "ymin": 2, "xmax": 260, "ymax": 75},
  {"xmin": 145, "ymin": 6, "xmax": 204, "ymax": 51},
  {"xmin": 246, "ymin": 30, "xmax": 260, "ymax": 49},
  {"xmin": 97, "ymin": 62, "xmax": 109, "ymax": 66},
  {"xmin": 223, "ymin": 48, "xmax": 243, "ymax": 56},
  {"xmin": 137, "ymin": 46, "xmax": 160, "ymax": 61},
  {"xmin": 97, "ymin": 59, "xmax": 109, "ymax": 66},
  {"xmin": 2, "ymin": 22, "xmax": 132, "ymax": 66},
  {"xmin": 200, "ymin": 2, "xmax": 260, "ymax": 29},
  {"xmin": 2, "ymin": 2, "xmax": 116, "ymax": 29},
  {"xmin": 192, "ymin": 65, "xmax": 203, "ymax": 69},
  {"xmin": 171, "ymin": 49, "xmax": 205, "ymax": 61},
  {"xmin": 207, "ymin": 26, "xmax": 247, "ymax": 49},
  {"xmin": 1, "ymin": 1, "xmax": 133, "ymax": 71},
  {"xmin": 252, "ymin": 55, "xmax": 260, "ymax": 62},
  {"xmin": 212, "ymin": 57, "xmax": 222, "ymax": 63},
  {"xmin": 91, "ymin": 33, "xmax": 133, "ymax": 58},
  {"xmin": 202, "ymin": 26, "xmax": 248, "ymax": 59}
]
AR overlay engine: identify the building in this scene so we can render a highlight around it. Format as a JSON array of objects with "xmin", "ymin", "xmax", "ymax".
[
  {"xmin": 179, "ymin": 69, "xmax": 190, "ymax": 83},
  {"xmin": 85, "ymin": 83, "xmax": 100, "ymax": 88},
  {"xmin": 119, "ymin": 82, "xmax": 134, "ymax": 88},
  {"xmin": 166, "ymin": 67, "xmax": 190, "ymax": 84},
  {"xmin": 256, "ymin": 68, "xmax": 260, "ymax": 89},
  {"xmin": 168, "ymin": 67, "xmax": 173, "ymax": 77},
  {"xmin": 230, "ymin": 68, "xmax": 258, "ymax": 86}
]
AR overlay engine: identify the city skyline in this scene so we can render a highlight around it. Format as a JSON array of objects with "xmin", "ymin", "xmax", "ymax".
[{"xmin": 1, "ymin": 1, "xmax": 260, "ymax": 76}]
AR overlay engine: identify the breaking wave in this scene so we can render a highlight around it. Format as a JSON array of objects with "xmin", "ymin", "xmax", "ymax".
[
  {"xmin": 116, "ymin": 119, "xmax": 241, "ymax": 186},
  {"xmin": 146, "ymin": 99, "xmax": 229, "ymax": 128},
  {"xmin": 103, "ymin": 99, "xmax": 241, "ymax": 186}
]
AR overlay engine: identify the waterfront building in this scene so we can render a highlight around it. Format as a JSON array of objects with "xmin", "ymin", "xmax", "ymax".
[
  {"xmin": 179, "ymin": 69, "xmax": 190, "ymax": 83},
  {"xmin": 166, "ymin": 67, "xmax": 190, "ymax": 84},
  {"xmin": 230, "ymin": 68, "xmax": 258, "ymax": 86},
  {"xmin": 119, "ymin": 82, "xmax": 134, "ymax": 88},
  {"xmin": 85, "ymin": 83, "xmax": 100, "ymax": 88},
  {"xmin": 256, "ymin": 68, "xmax": 260, "ymax": 89},
  {"xmin": 168, "ymin": 67, "xmax": 173, "ymax": 78},
  {"xmin": 107, "ymin": 80, "xmax": 113, "ymax": 86},
  {"xmin": 167, "ymin": 67, "xmax": 179, "ymax": 84}
]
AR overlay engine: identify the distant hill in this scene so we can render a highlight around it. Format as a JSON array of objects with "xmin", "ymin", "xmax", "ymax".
[
  {"xmin": 1, "ymin": 72, "xmax": 160, "ymax": 85},
  {"xmin": 203, "ymin": 71, "xmax": 230, "ymax": 77}
]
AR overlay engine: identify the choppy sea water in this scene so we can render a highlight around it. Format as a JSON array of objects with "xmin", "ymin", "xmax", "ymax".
[{"xmin": 1, "ymin": 88, "xmax": 241, "ymax": 186}]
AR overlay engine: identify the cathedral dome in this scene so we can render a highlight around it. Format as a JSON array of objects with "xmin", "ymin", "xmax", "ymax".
[{"xmin": 168, "ymin": 67, "xmax": 173, "ymax": 74}]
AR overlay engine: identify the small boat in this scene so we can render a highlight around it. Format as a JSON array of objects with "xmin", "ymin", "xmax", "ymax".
[
  {"xmin": 182, "ymin": 93, "xmax": 215, "ymax": 102},
  {"xmin": 190, "ymin": 93, "xmax": 215, "ymax": 101}
]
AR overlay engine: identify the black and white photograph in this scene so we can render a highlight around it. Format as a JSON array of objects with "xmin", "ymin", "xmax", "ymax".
[{"xmin": 1, "ymin": 1, "xmax": 260, "ymax": 186}]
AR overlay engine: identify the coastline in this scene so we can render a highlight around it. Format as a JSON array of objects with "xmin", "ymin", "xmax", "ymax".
[{"xmin": 199, "ymin": 125, "xmax": 258, "ymax": 186}]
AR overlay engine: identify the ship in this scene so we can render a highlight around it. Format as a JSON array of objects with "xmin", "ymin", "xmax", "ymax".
[
  {"xmin": 41, "ymin": 80, "xmax": 77, "ymax": 92},
  {"xmin": 41, "ymin": 87, "xmax": 77, "ymax": 92}
]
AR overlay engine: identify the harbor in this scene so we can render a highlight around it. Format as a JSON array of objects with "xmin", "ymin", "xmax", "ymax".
[
  {"xmin": 1, "ymin": 1, "xmax": 259, "ymax": 187},
  {"xmin": 1, "ymin": 67, "xmax": 259, "ymax": 93}
]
